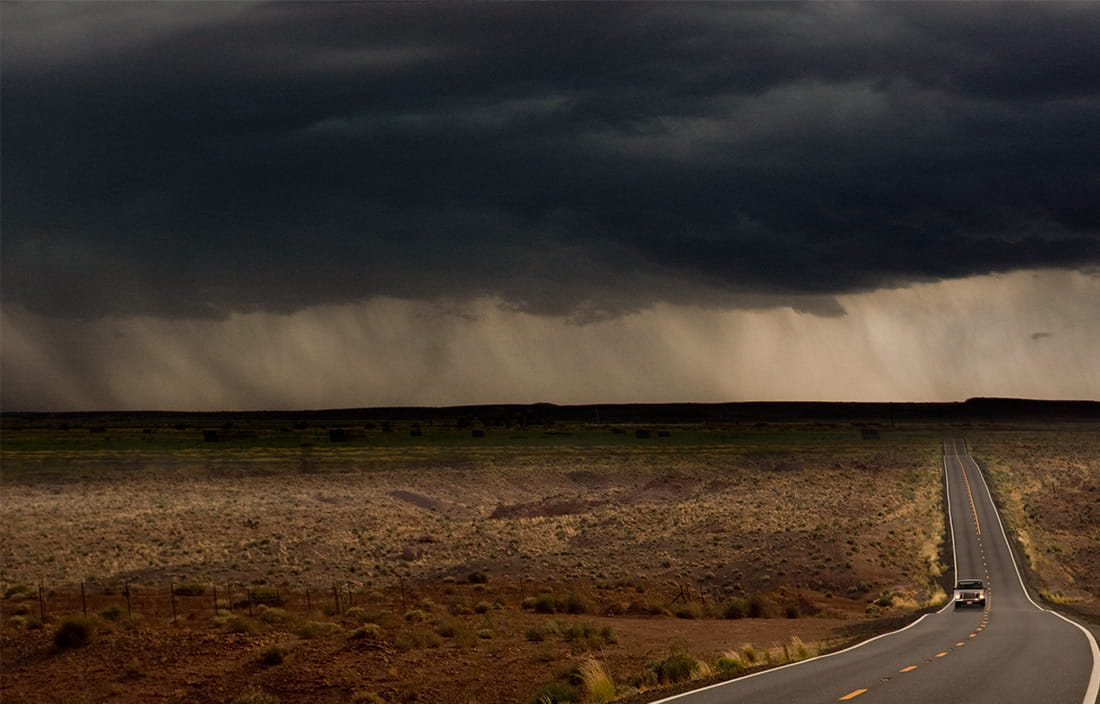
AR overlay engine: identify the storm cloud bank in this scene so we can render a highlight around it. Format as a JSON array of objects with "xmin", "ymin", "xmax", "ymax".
[
  {"xmin": 3, "ymin": 270, "xmax": 1097, "ymax": 411},
  {"xmin": 4, "ymin": 2, "xmax": 1099, "ymax": 321}
]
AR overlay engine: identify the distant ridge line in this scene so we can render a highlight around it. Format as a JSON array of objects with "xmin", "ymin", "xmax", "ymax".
[{"xmin": 4, "ymin": 398, "xmax": 1099, "ymax": 424}]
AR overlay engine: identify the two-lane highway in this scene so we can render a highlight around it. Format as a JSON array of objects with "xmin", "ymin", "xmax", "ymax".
[{"xmin": 655, "ymin": 441, "xmax": 1099, "ymax": 703}]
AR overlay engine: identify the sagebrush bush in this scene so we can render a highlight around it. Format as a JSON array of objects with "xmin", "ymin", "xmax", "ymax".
[
  {"xmin": 722, "ymin": 598, "xmax": 749, "ymax": 619},
  {"xmin": 747, "ymin": 593, "xmax": 778, "ymax": 618},
  {"xmin": 293, "ymin": 620, "xmax": 342, "ymax": 639},
  {"xmin": 4, "ymin": 584, "xmax": 35, "ymax": 600},
  {"xmin": 53, "ymin": 616, "xmax": 95, "ymax": 650},
  {"xmin": 647, "ymin": 652, "xmax": 699, "ymax": 685},
  {"xmin": 532, "ymin": 592, "xmax": 593, "ymax": 615},
  {"xmin": 173, "ymin": 583, "xmax": 206, "ymax": 596},
  {"xmin": 256, "ymin": 606, "xmax": 289, "ymax": 624},
  {"xmin": 350, "ymin": 623, "xmax": 383, "ymax": 640},
  {"xmin": 225, "ymin": 615, "xmax": 263, "ymax": 635},
  {"xmin": 673, "ymin": 602, "xmax": 704, "ymax": 619},
  {"xmin": 533, "ymin": 594, "xmax": 560, "ymax": 614},
  {"xmin": 394, "ymin": 630, "xmax": 443, "ymax": 651},
  {"xmin": 99, "ymin": 604, "xmax": 124, "ymax": 622},
  {"xmin": 260, "ymin": 644, "xmax": 287, "ymax": 666},
  {"xmin": 250, "ymin": 587, "xmax": 281, "ymax": 605},
  {"xmin": 562, "ymin": 622, "xmax": 618, "ymax": 651},
  {"xmin": 528, "ymin": 679, "xmax": 578, "ymax": 704}
]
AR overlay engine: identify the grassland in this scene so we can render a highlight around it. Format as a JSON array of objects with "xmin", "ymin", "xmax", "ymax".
[
  {"xmin": 0, "ymin": 413, "xmax": 1038, "ymax": 703},
  {"xmin": 969, "ymin": 430, "xmax": 1100, "ymax": 619}
]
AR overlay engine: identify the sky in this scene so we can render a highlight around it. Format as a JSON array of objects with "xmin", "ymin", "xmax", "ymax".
[{"xmin": 2, "ymin": 2, "xmax": 1099, "ymax": 411}]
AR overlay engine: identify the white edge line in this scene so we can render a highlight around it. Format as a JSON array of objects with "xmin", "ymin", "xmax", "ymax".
[
  {"xmin": 646, "ymin": 441, "xmax": 957, "ymax": 704},
  {"xmin": 644, "ymin": 612, "xmax": 932, "ymax": 704},
  {"xmin": 961, "ymin": 440, "xmax": 1100, "ymax": 704},
  {"xmin": 943, "ymin": 440, "xmax": 958, "ymax": 614}
]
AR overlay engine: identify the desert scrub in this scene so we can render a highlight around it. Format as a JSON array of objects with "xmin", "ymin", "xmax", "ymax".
[
  {"xmin": 715, "ymin": 652, "xmax": 744, "ymax": 672},
  {"xmin": 672, "ymin": 601, "xmax": 705, "ymax": 619},
  {"xmin": 531, "ymin": 592, "xmax": 593, "ymax": 615},
  {"xmin": 53, "ymin": 616, "xmax": 96, "ymax": 650},
  {"xmin": 231, "ymin": 689, "xmax": 280, "ymax": 704},
  {"xmin": 563, "ymin": 622, "xmax": 618, "ymax": 651},
  {"xmin": 722, "ymin": 598, "xmax": 749, "ymax": 619},
  {"xmin": 256, "ymin": 606, "xmax": 289, "ymax": 624},
  {"xmin": 350, "ymin": 623, "xmax": 383, "ymax": 640},
  {"xmin": 747, "ymin": 593, "xmax": 779, "ymax": 618},
  {"xmin": 225, "ymin": 615, "xmax": 264, "ymax": 635},
  {"xmin": 172, "ymin": 582, "xmax": 207, "ymax": 596},
  {"xmin": 404, "ymin": 608, "xmax": 428, "ymax": 623},
  {"xmin": 3, "ymin": 583, "xmax": 36, "ymax": 600},
  {"xmin": 528, "ymin": 679, "xmax": 579, "ymax": 704},
  {"xmin": 98, "ymin": 604, "xmax": 124, "ymax": 622},
  {"xmin": 293, "ymin": 620, "xmax": 342, "ymax": 639},
  {"xmin": 249, "ymin": 586, "xmax": 282, "ymax": 605},
  {"xmin": 645, "ymin": 651, "xmax": 705, "ymax": 686},
  {"xmin": 260, "ymin": 644, "xmax": 288, "ymax": 666},
  {"xmin": 394, "ymin": 630, "xmax": 443, "ymax": 651}
]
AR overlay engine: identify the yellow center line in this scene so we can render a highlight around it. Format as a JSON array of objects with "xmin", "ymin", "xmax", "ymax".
[
  {"xmin": 936, "ymin": 651, "xmax": 948, "ymax": 658},
  {"xmin": 900, "ymin": 666, "xmax": 918, "ymax": 673},
  {"xmin": 839, "ymin": 689, "xmax": 868, "ymax": 700},
  {"xmin": 958, "ymin": 453, "xmax": 982, "ymax": 536},
  {"xmin": 956, "ymin": 642, "xmax": 965, "ymax": 646}
]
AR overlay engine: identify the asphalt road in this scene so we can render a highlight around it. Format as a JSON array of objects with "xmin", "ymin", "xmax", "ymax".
[{"xmin": 655, "ymin": 440, "xmax": 1100, "ymax": 704}]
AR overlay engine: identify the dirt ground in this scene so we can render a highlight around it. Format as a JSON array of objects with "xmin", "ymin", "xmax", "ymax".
[{"xmin": 1, "ymin": 430, "xmax": 956, "ymax": 703}]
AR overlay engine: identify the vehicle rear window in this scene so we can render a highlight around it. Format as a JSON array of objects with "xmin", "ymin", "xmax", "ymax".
[{"xmin": 956, "ymin": 580, "xmax": 983, "ymax": 589}]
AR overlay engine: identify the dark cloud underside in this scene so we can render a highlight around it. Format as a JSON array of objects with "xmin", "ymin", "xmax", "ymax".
[{"xmin": 3, "ymin": 2, "xmax": 1099, "ymax": 319}]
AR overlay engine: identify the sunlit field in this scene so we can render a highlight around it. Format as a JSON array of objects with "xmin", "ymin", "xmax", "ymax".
[{"xmin": 3, "ymin": 411, "xmax": 1094, "ymax": 703}]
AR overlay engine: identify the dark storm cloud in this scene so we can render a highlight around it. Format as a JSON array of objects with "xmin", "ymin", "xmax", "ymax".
[{"xmin": 3, "ymin": 2, "xmax": 1099, "ymax": 320}]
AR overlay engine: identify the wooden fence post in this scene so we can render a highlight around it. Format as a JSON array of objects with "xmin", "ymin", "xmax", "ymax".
[
  {"xmin": 38, "ymin": 583, "xmax": 45, "ymax": 622},
  {"xmin": 125, "ymin": 583, "xmax": 132, "ymax": 620},
  {"xmin": 306, "ymin": 588, "xmax": 312, "ymax": 614},
  {"xmin": 81, "ymin": 582, "xmax": 87, "ymax": 617},
  {"xmin": 170, "ymin": 583, "xmax": 177, "ymax": 622},
  {"xmin": 332, "ymin": 583, "xmax": 341, "ymax": 615}
]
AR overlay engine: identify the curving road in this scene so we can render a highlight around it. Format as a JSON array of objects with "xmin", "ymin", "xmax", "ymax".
[{"xmin": 656, "ymin": 440, "xmax": 1099, "ymax": 704}]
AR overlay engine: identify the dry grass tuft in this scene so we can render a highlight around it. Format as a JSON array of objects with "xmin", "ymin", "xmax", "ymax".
[{"xmin": 578, "ymin": 658, "xmax": 615, "ymax": 703}]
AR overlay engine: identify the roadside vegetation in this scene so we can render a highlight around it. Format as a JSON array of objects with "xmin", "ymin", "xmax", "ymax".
[
  {"xmin": 969, "ymin": 430, "xmax": 1100, "ymax": 612},
  {"xmin": 2, "ymin": 417, "xmax": 958, "ymax": 702}
]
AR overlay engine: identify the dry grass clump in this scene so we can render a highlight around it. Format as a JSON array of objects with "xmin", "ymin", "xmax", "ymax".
[{"xmin": 578, "ymin": 658, "xmax": 615, "ymax": 703}]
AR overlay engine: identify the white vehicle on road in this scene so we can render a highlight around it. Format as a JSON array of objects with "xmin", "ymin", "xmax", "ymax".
[{"xmin": 953, "ymin": 578, "xmax": 986, "ymax": 608}]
